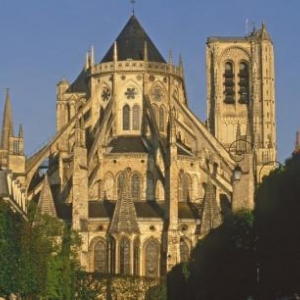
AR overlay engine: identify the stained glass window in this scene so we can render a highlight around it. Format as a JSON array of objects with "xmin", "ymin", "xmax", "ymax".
[
  {"xmin": 145, "ymin": 239, "xmax": 159, "ymax": 278},
  {"xmin": 133, "ymin": 238, "xmax": 139, "ymax": 276},
  {"xmin": 180, "ymin": 239, "xmax": 190, "ymax": 263},
  {"xmin": 123, "ymin": 105, "xmax": 130, "ymax": 130},
  {"xmin": 94, "ymin": 240, "xmax": 107, "ymax": 273},
  {"xmin": 132, "ymin": 105, "xmax": 140, "ymax": 130},
  {"xmin": 120, "ymin": 236, "xmax": 130, "ymax": 275},
  {"xmin": 159, "ymin": 106, "xmax": 165, "ymax": 131},
  {"xmin": 131, "ymin": 173, "xmax": 141, "ymax": 201}
]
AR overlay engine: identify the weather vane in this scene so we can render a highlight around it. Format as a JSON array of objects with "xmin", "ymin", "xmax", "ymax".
[{"xmin": 130, "ymin": 0, "xmax": 136, "ymax": 15}]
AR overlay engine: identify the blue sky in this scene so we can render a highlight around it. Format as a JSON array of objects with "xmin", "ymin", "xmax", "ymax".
[{"xmin": 0, "ymin": 0, "xmax": 299, "ymax": 162}]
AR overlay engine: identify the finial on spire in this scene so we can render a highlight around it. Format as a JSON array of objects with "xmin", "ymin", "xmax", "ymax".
[{"xmin": 130, "ymin": 0, "xmax": 136, "ymax": 15}]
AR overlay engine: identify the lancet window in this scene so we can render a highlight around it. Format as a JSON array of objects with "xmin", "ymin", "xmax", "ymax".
[
  {"xmin": 132, "ymin": 105, "xmax": 140, "ymax": 130},
  {"xmin": 120, "ymin": 236, "xmax": 130, "ymax": 275},
  {"xmin": 131, "ymin": 173, "xmax": 141, "ymax": 201},
  {"xmin": 94, "ymin": 240, "xmax": 107, "ymax": 273},
  {"xmin": 238, "ymin": 62, "xmax": 249, "ymax": 104},
  {"xmin": 223, "ymin": 61, "xmax": 235, "ymax": 104},
  {"xmin": 145, "ymin": 239, "xmax": 159, "ymax": 278},
  {"xmin": 123, "ymin": 105, "xmax": 130, "ymax": 130},
  {"xmin": 133, "ymin": 238, "xmax": 140, "ymax": 276}
]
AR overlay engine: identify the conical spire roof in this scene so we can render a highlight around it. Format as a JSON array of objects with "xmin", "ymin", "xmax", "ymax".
[
  {"xmin": 109, "ymin": 168, "xmax": 140, "ymax": 234},
  {"xmin": 1, "ymin": 89, "xmax": 14, "ymax": 150},
  {"xmin": 37, "ymin": 174, "xmax": 57, "ymax": 217},
  {"xmin": 101, "ymin": 15, "xmax": 166, "ymax": 63}
]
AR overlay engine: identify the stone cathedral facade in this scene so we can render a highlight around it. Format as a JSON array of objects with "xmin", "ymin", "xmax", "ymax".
[{"xmin": 0, "ymin": 15, "xmax": 276, "ymax": 278}]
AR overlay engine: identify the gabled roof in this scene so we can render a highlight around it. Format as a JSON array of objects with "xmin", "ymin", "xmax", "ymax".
[{"xmin": 101, "ymin": 15, "xmax": 166, "ymax": 63}]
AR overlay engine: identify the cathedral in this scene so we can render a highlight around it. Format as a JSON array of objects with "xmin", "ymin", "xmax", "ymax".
[{"xmin": 0, "ymin": 14, "xmax": 276, "ymax": 278}]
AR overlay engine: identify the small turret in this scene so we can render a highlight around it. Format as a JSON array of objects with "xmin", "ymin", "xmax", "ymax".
[
  {"xmin": 1, "ymin": 88, "xmax": 14, "ymax": 150},
  {"xmin": 294, "ymin": 131, "xmax": 300, "ymax": 154},
  {"xmin": 143, "ymin": 41, "xmax": 148, "ymax": 62}
]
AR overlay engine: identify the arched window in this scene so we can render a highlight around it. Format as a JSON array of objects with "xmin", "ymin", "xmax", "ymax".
[
  {"xmin": 132, "ymin": 105, "xmax": 140, "ymax": 130},
  {"xmin": 120, "ymin": 236, "xmax": 131, "ymax": 275},
  {"xmin": 133, "ymin": 238, "xmax": 140, "ymax": 276},
  {"xmin": 182, "ymin": 173, "xmax": 191, "ymax": 202},
  {"xmin": 145, "ymin": 239, "xmax": 159, "ymax": 278},
  {"xmin": 94, "ymin": 240, "xmax": 107, "ymax": 273},
  {"xmin": 103, "ymin": 173, "xmax": 114, "ymax": 200},
  {"xmin": 109, "ymin": 236, "xmax": 116, "ymax": 274},
  {"xmin": 152, "ymin": 104, "xmax": 157, "ymax": 124},
  {"xmin": 123, "ymin": 105, "xmax": 130, "ymax": 130},
  {"xmin": 180, "ymin": 238, "xmax": 190, "ymax": 263},
  {"xmin": 117, "ymin": 173, "xmax": 124, "ymax": 199},
  {"xmin": 131, "ymin": 173, "xmax": 141, "ymax": 201},
  {"xmin": 239, "ymin": 62, "xmax": 249, "ymax": 104},
  {"xmin": 224, "ymin": 62, "xmax": 235, "ymax": 104},
  {"xmin": 146, "ymin": 172, "xmax": 154, "ymax": 200},
  {"xmin": 159, "ymin": 106, "xmax": 165, "ymax": 131}
]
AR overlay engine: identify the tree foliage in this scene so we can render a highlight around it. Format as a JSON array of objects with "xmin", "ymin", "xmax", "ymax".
[
  {"xmin": 0, "ymin": 201, "xmax": 81, "ymax": 300},
  {"xmin": 167, "ymin": 209, "xmax": 256, "ymax": 300},
  {"xmin": 255, "ymin": 153, "xmax": 300, "ymax": 298}
]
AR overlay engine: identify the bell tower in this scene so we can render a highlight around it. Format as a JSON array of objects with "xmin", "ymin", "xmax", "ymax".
[{"xmin": 206, "ymin": 23, "xmax": 277, "ymax": 180}]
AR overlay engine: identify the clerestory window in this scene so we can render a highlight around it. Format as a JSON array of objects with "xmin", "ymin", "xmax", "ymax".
[{"xmin": 123, "ymin": 105, "xmax": 130, "ymax": 130}]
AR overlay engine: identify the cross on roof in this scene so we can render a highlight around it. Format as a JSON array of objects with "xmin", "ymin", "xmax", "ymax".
[{"xmin": 130, "ymin": 0, "xmax": 136, "ymax": 15}]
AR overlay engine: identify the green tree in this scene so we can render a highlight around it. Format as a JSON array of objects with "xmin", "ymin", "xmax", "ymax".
[
  {"xmin": 16, "ymin": 209, "xmax": 81, "ymax": 300},
  {"xmin": 255, "ymin": 153, "xmax": 300, "ymax": 299},
  {"xmin": 168, "ymin": 209, "xmax": 256, "ymax": 300},
  {"xmin": 0, "ymin": 201, "xmax": 24, "ymax": 298}
]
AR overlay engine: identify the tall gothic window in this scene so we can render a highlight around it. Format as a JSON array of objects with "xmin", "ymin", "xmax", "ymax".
[
  {"xmin": 132, "ymin": 105, "xmax": 140, "ymax": 130},
  {"xmin": 109, "ymin": 237, "xmax": 116, "ymax": 274},
  {"xmin": 94, "ymin": 240, "xmax": 107, "ymax": 273},
  {"xmin": 180, "ymin": 238, "xmax": 190, "ymax": 263},
  {"xmin": 224, "ymin": 62, "xmax": 235, "ymax": 104},
  {"xmin": 159, "ymin": 106, "xmax": 165, "ymax": 131},
  {"xmin": 120, "ymin": 236, "xmax": 130, "ymax": 275},
  {"xmin": 117, "ymin": 173, "xmax": 124, "ymax": 198},
  {"xmin": 182, "ymin": 173, "xmax": 191, "ymax": 202},
  {"xmin": 152, "ymin": 104, "xmax": 157, "ymax": 123},
  {"xmin": 123, "ymin": 105, "xmax": 130, "ymax": 130},
  {"xmin": 238, "ymin": 62, "xmax": 249, "ymax": 104},
  {"xmin": 13, "ymin": 140, "xmax": 19, "ymax": 154},
  {"xmin": 133, "ymin": 238, "xmax": 140, "ymax": 276},
  {"xmin": 131, "ymin": 173, "xmax": 141, "ymax": 201},
  {"xmin": 145, "ymin": 239, "xmax": 159, "ymax": 278}
]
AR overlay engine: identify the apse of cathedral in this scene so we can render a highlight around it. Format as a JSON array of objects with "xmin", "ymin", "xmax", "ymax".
[{"xmin": 0, "ymin": 14, "xmax": 276, "ymax": 277}]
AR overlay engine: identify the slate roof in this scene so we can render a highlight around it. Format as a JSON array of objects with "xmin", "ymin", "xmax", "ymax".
[
  {"xmin": 88, "ymin": 200, "xmax": 200, "ymax": 220},
  {"xmin": 101, "ymin": 15, "xmax": 166, "ymax": 63},
  {"xmin": 107, "ymin": 136, "xmax": 149, "ymax": 153}
]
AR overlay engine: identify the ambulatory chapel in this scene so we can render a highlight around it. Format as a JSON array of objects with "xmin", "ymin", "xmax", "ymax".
[{"xmin": 0, "ymin": 14, "xmax": 276, "ymax": 278}]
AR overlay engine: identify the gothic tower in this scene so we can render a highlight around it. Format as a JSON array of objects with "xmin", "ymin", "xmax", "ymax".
[{"xmin": 206, "ymin": 23, "xmax": 277, "ymax": 181}]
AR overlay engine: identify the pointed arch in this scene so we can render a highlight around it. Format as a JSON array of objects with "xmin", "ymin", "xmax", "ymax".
[
  {"xmin": 120, "ymin": 235, "xmax": 131, "ymax": 275},
  {"xmin": 116, "ymin": 172, "xmax": 124, "ymax": 199},
  {"xmin": 155, "ymin": 179, "xmax": 164, "ymax": 201},
  {"xmin": 182, "ymin": 173, "xmax": 192, "ymax": 202},
  {"xmin": 94, "ymin": 239, "xmax": 107, "ymax": 273},
  {"xmin": 103, "ymin": 172, "xmax": 114, "ymax": 199},
  {"xmin": 159, "ymin": 105, "xmax": 165, "ymax": 131},
  {"xmin": 179, "ymin": 237, "xmax": 190, "ymax": 263},
  {"xmin": 123, "ymin": 104, "xmax": 130, "ymax": 130},
  {"xmin": 131, "ymin": 172, "xmax": 141, "ymax": 201},
  {"xmin": 151, "ymin": 104, "xmax": 158, "ymax": 124},
  {"xmin": 144, "ymin": 238, "xmax": 160, "ymax": 278},
  {"xmin": 132, "ymin": 105, "xmax": 140, "ymax": 130},
  {"xmin": 146, "ymin": 171, "xmax": 154, "ymax": 200},
  {"xmin": 133, "ymin": 237, "xmax": 140, "ymax": 276}
]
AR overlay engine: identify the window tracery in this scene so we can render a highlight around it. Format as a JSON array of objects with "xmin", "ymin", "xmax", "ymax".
[
  {"xmin": 120, "ymin": 236, "xmax": 130, "ymax": 275},
  {"xmin": 145, "ymin": 239, "xmax": 159, "ymax": 278},
  {"xmin": 131, "ymin": 173, "xmax": 141, "ymax": 201},
  {"xmin": 123, "ymin": 105, "xmax": 130, "ymax": 130},
  {"xmin": 94, "ymin": 240, "xmax": 107, "ymax": 273}
]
